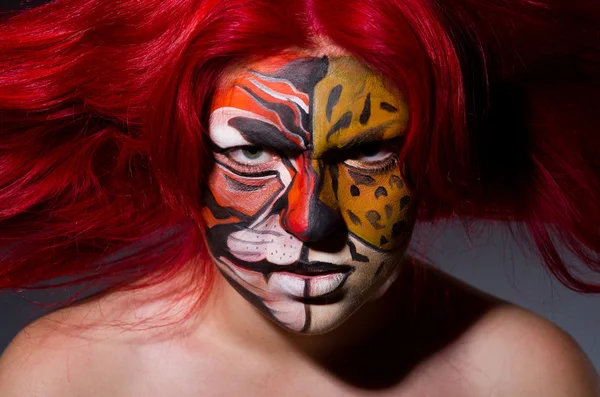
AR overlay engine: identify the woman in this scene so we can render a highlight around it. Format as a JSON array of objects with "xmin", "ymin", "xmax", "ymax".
[{"xmin": 0, "ymin": 0, "xmax": 599, "ymax": 395}]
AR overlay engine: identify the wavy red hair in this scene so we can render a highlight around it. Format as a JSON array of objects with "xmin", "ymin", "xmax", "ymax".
[{"xmin": 1, "ymin": 0, "xmax": 599, "ymax": 314}]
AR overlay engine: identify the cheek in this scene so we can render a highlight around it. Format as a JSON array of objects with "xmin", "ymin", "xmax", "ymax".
[
  {"xmin": 336, "ymin": 166, "xmax": 414, "ymax": 250},
  {"xmin": 203, "ymin": 165, "xmax": 284, "ymax": 219}
]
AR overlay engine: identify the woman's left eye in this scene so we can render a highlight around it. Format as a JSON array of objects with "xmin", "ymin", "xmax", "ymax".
[
  {"xmin": 354, "ymin": 142, "xmax": 393, "ymax": 161},
  {"xmin": 344, "ymin": 141, "xmax": 399, "ymax": 173}
]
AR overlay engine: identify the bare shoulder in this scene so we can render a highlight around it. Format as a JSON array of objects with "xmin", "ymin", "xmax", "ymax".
[
  {"xmin": 0, "ymin": 294, "xmax": 153, "ymax": 397},
  {"xmin": 446, "ymin": 304, "xmax": 599, "ymax": 397},
  {"xmin": 0, "ymin": 278, "xmax": 209, "ymax": 397},
  {"xmin": 0, "ymin": 311, "xmax": 67, "ymax": 396}
]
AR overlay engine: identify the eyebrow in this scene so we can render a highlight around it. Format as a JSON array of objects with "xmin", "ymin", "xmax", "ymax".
[
  {"xmin": 335, "ymin": 121, "xmax": 401, "ymax": 150},
  {"xmin": 317, "ymin": 127, "xmax": 405, "ymax": 162},
  {"xmin": 227, "ymin": 116, "xmax": 304, "ymax": 153}
]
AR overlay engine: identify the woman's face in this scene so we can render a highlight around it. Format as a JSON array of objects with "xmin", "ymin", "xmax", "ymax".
[{"xmin": 201, "ymin": 53, "xmax": 416, "ymax": 334}]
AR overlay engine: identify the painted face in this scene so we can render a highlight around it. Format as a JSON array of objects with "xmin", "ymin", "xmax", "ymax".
[{"xmin": 202, "ymin": 54, "xmax": 416, "ymax": 334}]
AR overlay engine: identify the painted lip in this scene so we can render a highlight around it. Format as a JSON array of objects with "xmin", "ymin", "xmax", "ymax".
[
  {"xmin": 269, "ymin": 269, "xmax": 352, "ymax": 298},
  {"xmin": 224, "ymin": 258, "xmax": 355, "ymax": 299},
  {"xmin": 267, "ymin": 262, "xmax": 354, "ymax": 298}
]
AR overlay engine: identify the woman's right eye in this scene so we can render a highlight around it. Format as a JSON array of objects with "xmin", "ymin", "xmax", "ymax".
[
  {"xmin": 228, "ymin": 146, "xmax": 274, "ymax": 165},
  {"xmin": 217, "ymin": 146, "xmax": 280, "ymax": 174}
]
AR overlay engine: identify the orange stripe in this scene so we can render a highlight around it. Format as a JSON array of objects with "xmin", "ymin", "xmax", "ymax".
[{"xmin": 202, "ymin": 207, "xmax": 240, "ymax": 228}]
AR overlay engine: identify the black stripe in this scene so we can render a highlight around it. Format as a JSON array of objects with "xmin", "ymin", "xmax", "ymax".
[
  {"xmin": 374, "ymin": 262, "xmax": 386, "ymax": 279},
  {"xmin": 228, "ymin": 117, "xmax": 301, "ymax": 153},
  {"xmin": 326, "ymin": 84, "xmax": 343, "ymax": 122},
  {"xmin": 347, "ymin": 241, "xmax": 369, "ymax": 263},
  {"xmin": 326, "ymin": 111, "xmax": 353, "ymax": 140},
  {"xmin": 380, "ymin": 102, "xmax": 398, "ymax": 112},
  {"xmin": 359, "ymin": 93, "xmax": 371, "ymax": 125},
  {"xmin": 239, "ymin": 85, "xmax": 308, "ymax": 147},
  {"xmin": 329, "ymin": 164, "xmax": 340, "ymax": 200}
]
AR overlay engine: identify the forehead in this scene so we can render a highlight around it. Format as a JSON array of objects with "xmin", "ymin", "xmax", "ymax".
[{"xmin": 210, "ymin": 54, "xmax": 409, "ymax": 152}]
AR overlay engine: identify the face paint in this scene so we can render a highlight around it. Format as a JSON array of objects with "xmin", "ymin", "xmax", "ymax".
[{"xmin": 202, "ymin": 54, "xmax": 416, "ymax": 334}]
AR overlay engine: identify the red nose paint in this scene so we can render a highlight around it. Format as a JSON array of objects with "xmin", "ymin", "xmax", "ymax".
[{"xmin": 280, "ymin": 156, "xmax": 318, "ymax": 241}]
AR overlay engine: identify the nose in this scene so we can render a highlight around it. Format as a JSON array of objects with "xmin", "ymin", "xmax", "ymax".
[{"xmin": 280, "ymin": 158, "xmax": 345, "ymax": 243}]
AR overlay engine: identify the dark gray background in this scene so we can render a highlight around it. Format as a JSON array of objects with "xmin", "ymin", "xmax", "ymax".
[
  {"xmin": 2, "ymin": 221, "xmax": 599, "ymax": 374},
  {"xmin": 411, "ymin": 222, "xmax": 600, "ymax": 372}
]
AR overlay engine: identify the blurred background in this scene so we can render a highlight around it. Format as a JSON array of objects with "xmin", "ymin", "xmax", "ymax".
[{"xmin": 1, "ymin": 0, "xmax": 598, "ymax": 374}]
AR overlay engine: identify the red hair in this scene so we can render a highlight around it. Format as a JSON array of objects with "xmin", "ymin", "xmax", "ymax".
[{"xmin": 1, "ymin": 0, "xmax": 599, "ymax": 313}]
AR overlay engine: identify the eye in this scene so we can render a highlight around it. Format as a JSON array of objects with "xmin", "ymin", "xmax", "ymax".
[
  {"xmin": 344, "ymin": 141, "xmax": 399, "ymax": 173},
  {"xmin": 355, "ymin": 142, "xmax": 393, "ymax": 161},
  {"xmin": 229, "ymin": 146, "xmax": 274, "ymax": 165},
  {"xmin": 215, "ymin": 145, "xmax": 280, "ymax": 175}
]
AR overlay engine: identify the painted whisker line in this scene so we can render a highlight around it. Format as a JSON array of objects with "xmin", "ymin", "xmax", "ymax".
[
  {"xmin": 228, "ymin": 236, "xmax": 274, "ymax": 245},
  {"xmin": 246, "ymin": 229, "xmax": 285, "ymax": 236}
]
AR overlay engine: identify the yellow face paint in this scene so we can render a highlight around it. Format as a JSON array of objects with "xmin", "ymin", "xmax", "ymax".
[{"xmin": 312, "ymin": 57, "xmax": 412, "ymax": 250}]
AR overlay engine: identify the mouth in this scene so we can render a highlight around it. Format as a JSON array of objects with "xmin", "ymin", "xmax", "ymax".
[
  {"xmin": 223, "ymin": 258, "xmax": 355, "ymax": 299},
  {"xmin": 274, "ymin": 261, "xmax": 354, "ymax": 276},
  {"xmin": 268, "ymin": 267, "xmax": 353, "ymax": 298}
]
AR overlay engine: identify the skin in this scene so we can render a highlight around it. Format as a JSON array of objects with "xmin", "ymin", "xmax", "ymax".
[{"xmin": 202, "ymin": 53, "xmax": 416, "ymax": 334}]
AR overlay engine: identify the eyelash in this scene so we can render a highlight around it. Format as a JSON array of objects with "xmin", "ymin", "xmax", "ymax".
[
  {"xmin": 347, "ymin": 153, "xmax": 400, "ymax": 173},
  {"xmin": 216, "ymin": 147, "xmax": 278, "ymax": 174},
  {"xmin": 342, "ymin": 138, "xmax": 403, "ymax": 173}
]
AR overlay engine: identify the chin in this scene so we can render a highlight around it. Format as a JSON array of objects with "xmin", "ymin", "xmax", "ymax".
[{"xmin": 273, "ymin": 292, "xmax": 369, "ymax": 335}]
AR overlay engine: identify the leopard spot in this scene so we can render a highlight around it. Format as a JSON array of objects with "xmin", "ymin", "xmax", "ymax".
[
  {"xmin": 375, "ymin": 186, "xmax": 388, "ymax": 198},
  {"xmin": 350, "ymin": 185, "xmax": 360, "ymax": 196},
  {"xmin": 347, "ymin": 210, "xmax": 362, "ymax": 226},
  {"xmin": 366, "ymin": 211, "xmax": 385, "ymax": 229},
  {"xmin": 385, "ymin": 204, "xmax": 393, "ymax": 219},
  {"xmin": 400, "ymin": 195, "xmax": 411, "ymax": 209},
  {"xmin": 348, "ymin": 169, "xmax": 376, "ymax": 186},
  {"xmin": 389, "ymin": 175, "xmax": 403, "ymax": 189}
]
